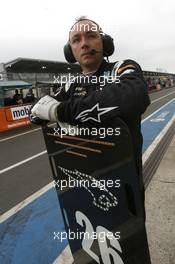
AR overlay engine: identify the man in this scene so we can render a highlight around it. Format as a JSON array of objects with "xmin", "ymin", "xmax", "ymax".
[
  {"xmin": 13, "ymin": 89, "xmax": 23, "ymax": 104},
  {"xmin": 25, "ymin": 88, "xmax": 35, "ymax": 103},
  {"xmin": 30, "ymin": 17, "xmax": 150, "ymax": 193}
]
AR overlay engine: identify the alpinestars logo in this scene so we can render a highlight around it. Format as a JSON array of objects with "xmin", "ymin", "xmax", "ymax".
[{"xmin": 75, "ymin": 103, "xmax": 118, "ymax": 122}]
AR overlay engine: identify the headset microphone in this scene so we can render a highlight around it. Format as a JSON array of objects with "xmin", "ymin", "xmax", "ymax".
[{"xmin": 90, "ymin": 49, "xmax": 103, "ymax": 55}]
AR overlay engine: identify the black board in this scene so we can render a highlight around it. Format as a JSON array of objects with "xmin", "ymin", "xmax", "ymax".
[{"xmin": 42, "ymin": 118, "xmax": 151, "ymax": 264}]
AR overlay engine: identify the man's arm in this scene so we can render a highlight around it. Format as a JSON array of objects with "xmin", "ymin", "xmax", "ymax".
[{"xmin": 56, "ymin": 60, "xmax": 150, "ymax": 125}]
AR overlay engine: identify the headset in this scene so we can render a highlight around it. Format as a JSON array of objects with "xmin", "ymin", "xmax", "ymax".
[{"xmin": 64, "ymin": 18, "xmax": 115, "ymax": 63}]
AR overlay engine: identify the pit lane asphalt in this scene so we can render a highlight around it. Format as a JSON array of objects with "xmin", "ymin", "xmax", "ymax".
[{"xmin": 0, "ymin": 87, "xmax": 175, "ymax": 214}]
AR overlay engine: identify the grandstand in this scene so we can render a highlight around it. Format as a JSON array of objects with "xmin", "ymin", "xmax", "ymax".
[{"xmin": 0, "ymin": 57, "xmax": 174, "ymax": 92}]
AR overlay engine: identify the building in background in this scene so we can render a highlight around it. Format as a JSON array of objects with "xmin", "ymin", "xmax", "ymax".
[{"xmin": 0, "ymin": 57, "xmax": 175, "ymax": 96}]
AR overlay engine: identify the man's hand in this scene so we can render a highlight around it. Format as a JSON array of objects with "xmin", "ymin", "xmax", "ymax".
[
  {"xmin": 30, "ymin": 95, "xmax": 60, "ymax": 121},
  {"xmin": 29, "ymin": 112, "xmax": 48, "ymax": 126}
]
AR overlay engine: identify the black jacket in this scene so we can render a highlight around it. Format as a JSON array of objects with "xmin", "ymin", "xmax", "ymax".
[{"xmin": 54, "ymin": 59, "xmax": 150, "ymax": 186}]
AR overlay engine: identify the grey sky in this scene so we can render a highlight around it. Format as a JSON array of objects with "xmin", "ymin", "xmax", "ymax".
[{"xmin": 0, "ymin": 0, "xmax": 175, "ymax": 72}]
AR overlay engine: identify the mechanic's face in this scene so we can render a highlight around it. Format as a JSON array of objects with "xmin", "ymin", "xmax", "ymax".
[{"xmin": 69, "ymin": 20, "xmax": 103, "ymax": 68}]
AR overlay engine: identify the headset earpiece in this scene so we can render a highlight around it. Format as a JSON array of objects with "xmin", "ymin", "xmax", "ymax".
[
  {"xmin": 64, "ymin": 43, "xmax": 76, "ymax": 63},
  {"xmin": 101, "ymin": 34, "xmax": 114, "ymax": 57}
]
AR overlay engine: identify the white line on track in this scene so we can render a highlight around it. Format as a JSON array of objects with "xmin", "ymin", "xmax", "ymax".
[
  {"xmin": 0, "ymin": 91, "xmax": 174, "ymax": 143},
  {"xmin": 0, "ymin": 181, "xmax": 54, "ymax": 223},
  {"xmin": 0, "ymin": 123, "xmax": 56, "ymax": 143},
  {"xmin": 52, "ymin": 246, "xmax": 73, "ymax": 264},
  {"xmin": 0, "ymin": 127, "xmax": 41, "ymax": 142},
  {"xmin": 142, "ymin": 115, "xmax": 175, "ymax": 164},
  {"xmin": 0, "ymin": 151, "xmax": 46, "ymax": 175},
  {"xmin": 151, "ymin": 91, "xmax": 175, "ymax": 104},
  {"xmin": 141, "ymin": 97, "xmax": 175, "ymax": 123}
]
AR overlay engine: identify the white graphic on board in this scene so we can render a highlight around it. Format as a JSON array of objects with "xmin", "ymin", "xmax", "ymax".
[
  {"xmin": 58, "ymin": 166, "xmax": 118, "ymax": 212},
  {"xmin": 76, "ymin": 211, "xmax": 124, "ymax": 264}
]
